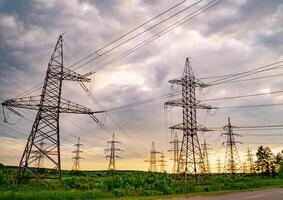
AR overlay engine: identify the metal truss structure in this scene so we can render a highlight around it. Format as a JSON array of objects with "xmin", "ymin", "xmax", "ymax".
[
  {"xmin": 72, "ymin": 137, "xmax": 83, "ymax": 171},
  {"xmin": 165, "ymin": 58, "xmax": 213, "ymax": 183},
  {"xmin": 145, "ymin": 141, "xmax": 161, "ymax": 172},
  {"xmin": 1, "ymin": 35, "xmax": 104, "ymax": 189},
  {"xmin": 105, "ymin": 134, "xmax": 121, "ymax": 170},
  {"xmin": 223, "ymin": 117, "xmax": 242, "ymax": 176}
]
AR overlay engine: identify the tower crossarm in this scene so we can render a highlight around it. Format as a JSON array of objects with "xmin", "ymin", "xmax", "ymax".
[
  {"xmin": 169, "ymin": 123, "xmax": 213, "ymax": 132},
  {"xmin": 168, "ymin": 77, "xmax": 209, "ymax": 88},
  {"xmin": 165, "ymin": 99, "xmax": 216, "ymax": 110},
  {"xmin": 61, "ymin": 67, "xmax": 91, "ymax": 82},
  {"xmin": 2, "ymin": 96, "xmax": 105, "ymax": 115}
]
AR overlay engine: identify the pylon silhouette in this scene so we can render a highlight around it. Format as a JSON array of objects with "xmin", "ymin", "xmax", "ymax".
[
  {"xmin": 105, "ymin": 134, "xmax": 121, "ymax": 170},
  {"xmin": 168, "ymin": 130, "xmax": 181, "ymax": 174},
  {"xmin": 246, "ymin": 148, "xmax": 255, "ymax": 173},
  {"xmin": 201, "ymin": 139, "xmax": 211, "ymax": 174},
  {"xmin": 72, "ymin": 137, "xmax": 83, "ymax": 171},
  {"xmin": 165, "ymin": 58, "xmax": 214, "ymax": 183},
  {"xmin": 223, "ymin": 117, "xmax": 242, "ymax": 176},
  {"xmin": 216, "ymin": 158, "xmax": 222, "ymax": 174},
  {"xmin": 159, "ymin": 151, "xmax": 167, "ymax": 173},
  {"xmin": 145, "ymin": 141, "xmax": 161, "ymax": 172}
]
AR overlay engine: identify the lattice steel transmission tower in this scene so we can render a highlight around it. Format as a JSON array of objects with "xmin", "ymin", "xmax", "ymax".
[
  {"xmin": 145, "ymin": 141, "xmax": 161, "ymax": 172},
  {"xmin": 1, "ymin": 35, "xmax": 104, "ymax": 189},
  {"xmin": 216, "ymin": 158, "xmax": 222, "ymax": 174},
  {"xmin": 222, "ymin": 117, "xmax": 241, "ymax": 176},
  {"xmin": 165, "ymin": 58, "xmax": 213, "ymax": 183},
  {"xmin": 242, "ymin": 162, "xmax": 248, "ymax": 174},
  {"xmin": 31, "ymin": 141, "xmax": 45, "ymax": 169},
  {"xmin": 72, "ymin": 137, "xmax": 83, "ymax": 171},
  {"xmin": 159, "ymin": 151, "xmax": 167, "ymax": 173},
  {"xmin": 168, "ymin": 130, "xmax": 181, "ymax": 174},
  {"xmin": 246, "ymin": 148, "xmax": 255, "ymax": 173},
  {"xmin": 105, "ymin": 134, "xmax": 121, "ymax": 170},
  {"xmin": 201, "ymin": 139, "xmax": 211, "ymax": 174}
]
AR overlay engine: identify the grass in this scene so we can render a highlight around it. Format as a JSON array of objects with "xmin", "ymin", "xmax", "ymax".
[{"xmin": 1, "ymin": 167, "xmax": 283, "ymax": 199}]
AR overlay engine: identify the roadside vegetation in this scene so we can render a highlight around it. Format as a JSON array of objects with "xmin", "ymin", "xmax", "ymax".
[{"xmin": 0, "ymin": 146, "xmax": 283, "ymax": 200}]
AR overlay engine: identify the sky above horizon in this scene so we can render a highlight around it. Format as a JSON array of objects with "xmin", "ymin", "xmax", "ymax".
[{"xmin": 1, "ymin": 0, "xmax": 283, "ymax": 172}]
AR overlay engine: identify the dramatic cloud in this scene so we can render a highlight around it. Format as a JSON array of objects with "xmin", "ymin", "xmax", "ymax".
[{"xmin": 0, "ymin": 0, "xmax": 283, "ymax": 171}]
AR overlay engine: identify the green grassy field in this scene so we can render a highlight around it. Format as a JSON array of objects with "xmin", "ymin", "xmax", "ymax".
[{"xmin": 1, "ymin": 167, "xmax": 283, "ymax": 199}]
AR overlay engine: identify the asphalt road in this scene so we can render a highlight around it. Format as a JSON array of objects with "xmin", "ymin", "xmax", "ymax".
[{"xmin": 176, "ymin": 188, "xmax": 283, "ymax": 200}]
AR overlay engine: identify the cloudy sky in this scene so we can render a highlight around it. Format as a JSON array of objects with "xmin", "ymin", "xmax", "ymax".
[{"xmin": 0, "ymin": 0, "xmax": 283, "ymax": 172}]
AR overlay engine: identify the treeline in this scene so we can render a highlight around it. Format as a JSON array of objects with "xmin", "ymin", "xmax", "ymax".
[{"xmin": 255, "ymin": 145, "xmax": 283, "ymax": 176}]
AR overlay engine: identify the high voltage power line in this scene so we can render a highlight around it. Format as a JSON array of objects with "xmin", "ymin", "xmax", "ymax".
[
  {"xmin": 10, "ymin": 0, "xmax": 223, "ymax": 98},
  {"xmin": 69, "ymin": 0, "xmax": 190, "ymax": 68},
  {"xmin": 102, "ymin": 60, "xmax": 283, "ymax": 111}
]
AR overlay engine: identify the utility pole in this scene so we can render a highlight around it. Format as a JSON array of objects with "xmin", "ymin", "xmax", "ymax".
[
  {"xmin": 159, "ymin": 151, "xmax": 167, "ymax": 173},
  {"xmin": 222, "ymin": 117, "xmax": 241, "ymax": 176},
  {"xmin": 1, "ymin": 35, "xmax": 105, "ymax": 189},
  {"xmin": 168, "ymin": 130, "xmax": 181, "ymax": 174},
  {"xmin": 105, "ymin": 134, "xmax": 121, "ymax": 170},
  {"xmin": 72, "ymin": 137, "xmax": 83, "ymax": 171},
  {"xmin": 145, "ymin": 141, "xmax": 161, "ymax": 172},
  {"xmin": 201, "ymin": 139, "xmax": 211, "ymax": 174},
  {"xmin": 216, "ymin": 158, "xmax": 222, "ymax": 174},
  {"xmin": 165, "ymin": 58, "xmax": 214, "ymax": 183},
  {"xmin": 246, "ymin": 148, "xmax": 255, "ymax": 173}
]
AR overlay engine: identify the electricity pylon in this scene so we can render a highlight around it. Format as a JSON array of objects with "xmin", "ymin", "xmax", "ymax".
[
  {"xmin": 246, "ymin": 148, "xmax": 255, "ymax": 173},
  {"xmin": 145, "ymin": 141, "xmax": 161, "ymax": 172},
  {"xmin": 31, "ymin": 141, "xmax": 45, "ymax": 169},
  {"xmin": 168, "ymin": 130, "xmax": 181, "ymax": 174},
  {"xmin": 216, "ymin": 158, "xmax": 222, "ymax": 174},
  {"xmin": 159, "ymin": 151, "xmax": 167, "ymax": 173},
  {"xmin": 165, "ymin": 58, "xmax": 214, "ymax": 183},
  {"xmin": 72, "ymin": 137, "xmax": 83, "ymax": 171},
  {"xmin": 105, "ymin": 134, "xmax": 121, "ymax": 170},
  {"xmin": 242, "ymin": 162, "xmax": 248, "ymax": 174},
  {"xmin": 222, "ymin": 117, "xmax": 241, "ymax": 176},
  {"xmin": 1, "ymin": 35, "xmax": 104, "ymax": 189},
  {"xmin": 201, "ymin": 139, "xmax": 211, "ymax": 174}
]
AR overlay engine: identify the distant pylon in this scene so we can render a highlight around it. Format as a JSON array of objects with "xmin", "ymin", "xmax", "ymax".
[
  {"xmin": 222, "ymin": 117, "xmax": 241, "ymax": 175},
  {"xmin": 105, "ymin": 134, "xmax": 121, "ymax": 170},
  {"xmin": 246, "ymin": 148, "xmax": 255, "ymax": 173},
  {"xmin": 168, "ymin": 130, "xmax": 181, "ymax": 174},
  {"xmin": 159, "ymin": 151, "xmax": 167, "ymax": 173},
  {"xmin": 242, "ymin": 162, "xmax": 248, "ymax": 174},
  {"xmin": 145, "ymin": 141, "xmax": 161, "ymax": 172},
  {"xmin": 31, "ymin": 141, "xmax": 45, "ymax": 169},
  {"xmin": 216, "ymin": 158, "xmax": 222, "ymax": 174},
  {"xmin": 72, "ymin": 137, "xmax": 83, "ymax": 171},
  {"xmin": 201, "ymin": 139, "xmax": 211, "ymax": 174},
  {"xmin": 165, "ymin": 58, "xmax": 214, "ymax": 183}
]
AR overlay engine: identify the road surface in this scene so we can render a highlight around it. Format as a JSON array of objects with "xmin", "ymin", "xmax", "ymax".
[{"xmin": 176, "ymin": 188, "xmax": 283, "ymax": 200}]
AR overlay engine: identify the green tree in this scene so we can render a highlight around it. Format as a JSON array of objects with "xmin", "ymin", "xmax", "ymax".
[{"xmin": 255, "ymin": 146, "xmax": 274, "ymax": 175}]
